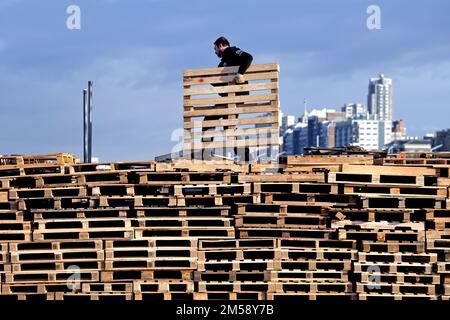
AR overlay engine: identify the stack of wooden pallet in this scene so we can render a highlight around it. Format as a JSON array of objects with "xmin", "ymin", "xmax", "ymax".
[{"xmin": 0, "ymin": 152, "xmax": 449, "ymax": 300}]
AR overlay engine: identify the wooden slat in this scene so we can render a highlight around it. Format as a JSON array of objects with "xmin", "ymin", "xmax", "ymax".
[
  {"xmin": 183, "ymin": 71, "xmax": 278, "ymax": 86},
  {"xmin": 342, "ymin": 164, "xmax": 436, "ymax": 176},
  {"xmin": 184, "ymin": 93, "xmax": 278, "ymax": 107},
  {"xmin": 186, "ymin": 102, "xmax": 273, "ymax": 112},
  {"xmin": 184, "ymin": 115, "xmax": 277, "ymax": 129},
  {"xmin": 184, "ymin": 105, "xmax": 278, "ymax": 118},
  {"xmin": 183, "ymin": 82, "xmax": 278, "ymax": 96},
  {"xmin": 183, "ymin": 63, "xmax": 279, "ymax": 77},
  {"xmin": 188, "ymin": 128, "xmax": 278, "ymax": 140},
  {"xmin": 184, "ymin": 136, "xmax": 279, "ymax": 150}
]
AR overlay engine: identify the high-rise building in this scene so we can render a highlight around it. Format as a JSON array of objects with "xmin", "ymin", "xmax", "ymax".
[
  {"xmin": 368, "ymin": 74, "xmax": 393, "ymax": 121},
  {"xmin": 280, "ymin": 114, "xmax": 296, "ymax": 136},
  {"xmin": 332, "ymin": 119, "xmax": 393, "ymax": 151},
  {"xmin": 392, "ymin": 119, "xmax": 407, "ymax": 141},
  {"xmin": 342, "ymin": 103, "xmax": 367, "ymax": 119}
]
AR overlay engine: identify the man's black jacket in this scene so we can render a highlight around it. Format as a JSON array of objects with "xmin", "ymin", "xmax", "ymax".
[{"xmin": 218, "ymin": 46, "xmax": 253, "ymax": 75}]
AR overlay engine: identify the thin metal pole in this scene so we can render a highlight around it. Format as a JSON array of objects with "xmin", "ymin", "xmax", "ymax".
[
  {"xmin": 87, "ymin": 81, "xmax": 93, "ymax": 163},
  {"xmin": 83, "ymin": 89, "xmax": 88, "ymax": 163}
]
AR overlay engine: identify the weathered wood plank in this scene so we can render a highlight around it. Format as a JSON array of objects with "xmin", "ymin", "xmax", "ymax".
[
  {"xmin": 183, "ymin": 63, "xmax": 279, "ymax": 77},
  {"xmin": 183, "ymin": 71, "xmax": 278, "ymax": 86},
  {"xmin": 184, "ymin": 82, "xmax": 278, "ymax": 96},
  {"xmin": 184, "ymin": 115, "xmax": 277, "ymax": 129}
]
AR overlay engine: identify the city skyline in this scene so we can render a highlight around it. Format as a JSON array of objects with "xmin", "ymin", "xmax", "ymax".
[{"xmin": 1, "ymin": 0, "xmax": 450, "ymax": 161}]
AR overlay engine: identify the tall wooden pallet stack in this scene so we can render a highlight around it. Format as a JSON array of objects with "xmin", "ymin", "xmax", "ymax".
[
  {"xmin": 0, "ymin": 152, "xmax": 449, "ymax": 300},
  {"xmin": 183, "ymin": 63, "xmax": 280, "ymax": 158}
]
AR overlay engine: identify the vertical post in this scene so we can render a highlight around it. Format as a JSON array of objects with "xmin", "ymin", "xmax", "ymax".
[
  {"xmin": 87, "ymin": 81, "xmax": 93, "ymax": 163},
  {"xmin": 83, "ymin": 89, "xmax": 88, "ymax": 163}
]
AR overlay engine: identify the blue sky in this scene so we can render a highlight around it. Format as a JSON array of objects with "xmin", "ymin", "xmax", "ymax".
[{"xmin": 1, "ymin": 0, "xmax": 449, "ymax": 161}]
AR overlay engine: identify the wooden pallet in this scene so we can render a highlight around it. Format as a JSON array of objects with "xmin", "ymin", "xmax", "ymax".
[
  {"xmin": 198, "ymin": 238, "xmax": 277, "ymax": 250},
  {"xmin": 9, "ymin": 247, "xmax": 104, "ymax": 263},
  {"xmin": 437, "ymin": 262, "xmax": 450, "ymax": 273},
  {"xmin": 280, "ymin": 248, "xmax": 357, "ymax": 261},
  {"xmin": 0, "ymin": 210, "xmax": 25, "ymax": 222},
  {"xmin": 427, "ymin": 230, "xmax": 450, "ymax": 240},
  {"xmin": 104, "ymin": 258, "xmax": 197, "ymax": 271},
  {"xmin": 238, "ymin": 172, "xmax": 325, "ymax": 183},
  {"xmin": 197, "ymin": 259, "xmax": 276, "ymax": 272},
  {"xmin": 427, "ymin": 239, "xmax": 450, "ymax": 250},
  {"xmin": 237, "ymin": 202, "xmax": 327, "ymax": 215},
  {"xmin": 336, "ymin": 184, "xmax": 447, "ymax": 197},
  {"xmin": 235, "ymin": 214, "xmax": 329, "ymax": 229},
  {"xmin": 360, "ymin": 195, "xmax": 445, "ymax": 209},
  {"xmin": 31, "ymin": 207, "xmax": 130, "ymax": 220},
  {"xmin": 337, "ymin": 228, "xmax": 425, "ymax": 242},
  {"xmin": 5, "ymin": 270, "xmax": 100, "ymax": 283},
  {"xmin": 280, "ymin": 155, "xmax": 375, "ymax": 165},
  {"xmin": 193, "ymin": 292, "xmax": 264, "ymax": 300},
  {"xmin": 0, "ymin": 293, "xmax": 54, "ymax": 301},
  {"xmin": 197, "ymin": 248, "xmax": 283, "ymax": 261},
  {"xmin": 358, "ymin": 293, "xmax": 438, "ymax": 300},
  {"xmin": 99, "ymin": 195, "xmax": 176, "ymax": 207},
  {"xmin": 356, "ymin": 282, "xmax": 436, "ymax": 295},
  {"xmin": 0, "ymin": 225, "xmax": 32, "ymax": 241},
  {"xmin": 106, "ymin": 247, "xmax": 195, "ymax": 260},
  {"xmin": 276, "ymin": 238, "xmax": 356, "ymax": 250},
  {"xmin": 266, "ymin": 292, "xmax": 356, "ymax": 301},
  {"xmin": 0, "ymin": 153, "xmax": 79, "ymax": 166},
  {"xmin": 361, "ymin": 241, "xmax": 425, "ymax": 253},
  {"xmin": 238, "ymin": 228, "xmax": 333, "ymax": 239},
  {"xmin": 174, "ymin": 183, "xmax": 251, "ymax": 197},
  {"xmin": 1, "ymin": 282, "xmax": 76, "ymax": 294},
  {"xmin": 135, "ymin": 226, "xmax": 234, "ymax": 239},
  {"xmin": 273, "ymin": 281, "xmax": 353, "ymax": 294},
  {"xmin": 18, "ymin": 196, "xmax": 98, "ymax": 211},
  {"xmin": 135, "ymin": 292, "xmax": 194, "ymax": 300},
  {"xmin": 136, "ymin": 217, "xmax": 232, "ymax": 228},
  {"xmin": 330, "ymin": 208, "xmax": 428, "ymax": 223},
  {"xmin": 358, "ymin": 252, "xmax": 437, "ymax": 264},
  {"xmin": 51, "ymin": 292, "xmax": 133, "ymax": 301},
  {"xmin": 154, "ymin": 161, "xmax": 247, "ymax": 173},
  {"xmin": 194, "ymin": 270, "xmax": 271, "ymax": 282},
  {"xmin": 9, "ymin": 186, "xmax": 87, "ymax": 200},
  {"xmin": 252, "ymin": 182, "xmax": 335, "ymax": 195},
  {"xmin": 354, "ymin": 262, "xmax": 433, "ymax": 274},
  {"xmin": 100, "ymin": 270, "xmax": 192, "ymax": 282},
  {"xmin": 183, "ymin": 64, "xmax": 280, "ymax": 153},
  {"xmin": 105, "ymin": 238, "xmax": 198, "ymax": 250},
  {"xmin": 133, "ymin": 280, "xmax": 194, "ymax": 293},
  {"xmin": 263, "ymin": 193, "xmax": 359, "ymax": 207},
  {"xmin": 9, "ymin": 239, "xmax": 103, "ymax": 251},
  {"xmin": 80, "ymin": 282, "xmax": 133, "ymax": 293},
  {"xmin": 355, "ymin": 272, "xmax": 440, "ymax": 285},
  {"xmin": 274, "ymin": 260, "xmax": 352, "ymax": 272},
  {"xmin": 197, "ymin": 281, "xmax": 276, "ymax": 293},
  {"xmin": 137, "ymin": 171, "xmax": 232, "ymax": 185},
  {"xmin": 33, "ymin": 229, "xmax": 133, "ymax": 241},
  {"xmin": 136, "ymin": 206, "xmax": 230, "ymax": 218},
  {"xmin": 5, "ymin": 260, "xmax": 103, "ymax": 273},
  {"xmin": 270, "ymin": 270, "xmax": 349, "ymax": 281}
]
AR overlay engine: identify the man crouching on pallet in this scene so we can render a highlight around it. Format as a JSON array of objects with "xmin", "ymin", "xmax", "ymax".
[{"xmin": 202, "ymin": 36, "xmax": 253, "ymax": 161}]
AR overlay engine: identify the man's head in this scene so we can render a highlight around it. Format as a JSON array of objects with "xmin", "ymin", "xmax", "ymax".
[{"xmin": 214, "ymin": 36, "xmax": 230, "ymax": 58}]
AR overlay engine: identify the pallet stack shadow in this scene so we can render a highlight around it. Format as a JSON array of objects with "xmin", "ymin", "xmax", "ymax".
[{"xmin": 0, "ymin": 152, "xmax": 449, "ymax": 300}]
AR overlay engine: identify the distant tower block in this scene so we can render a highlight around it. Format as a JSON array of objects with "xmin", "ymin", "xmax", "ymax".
[{"xmin": 182, "ymin": 63, "xmax": 280, "ymax": 161}]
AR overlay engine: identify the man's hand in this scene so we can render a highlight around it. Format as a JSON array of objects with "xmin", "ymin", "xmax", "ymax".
[{"xmin": 231, "ymin": 73, "xmax": 245, "ymax": 84}]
